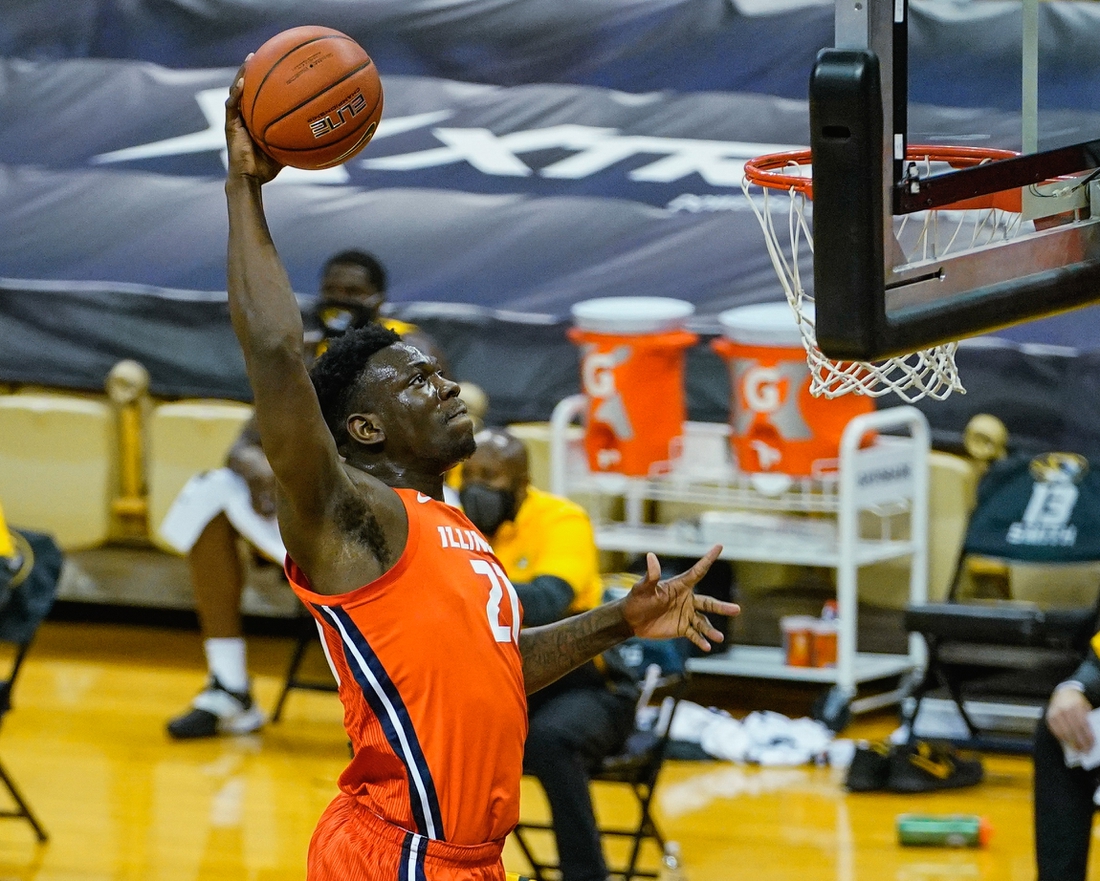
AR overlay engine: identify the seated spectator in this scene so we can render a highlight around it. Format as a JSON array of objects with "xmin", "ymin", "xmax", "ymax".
[
  {"xmin": 459, "ymin": 428, "xmax": 639, "ymax": 881},
  {"xmin": 158, "ymin": 250, "xmax": 472, "ymax": 739},
  {"xmin": 1034, "ymin": 632, "xmax": 1100, "ymax": 881}
]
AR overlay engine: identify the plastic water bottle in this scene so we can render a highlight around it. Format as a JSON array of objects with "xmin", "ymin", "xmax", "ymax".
[
  {"xmin": 657, "ymin": 841, "xmax": 687, "ymax": 881},
  {"xmin": 896, "ymin": 813, "xmax": 992, "ymax": 847}
]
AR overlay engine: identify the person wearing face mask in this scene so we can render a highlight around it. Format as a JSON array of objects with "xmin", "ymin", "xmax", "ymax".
[
  {"xmin": 158, "ymin": 250, "xmax": 469, "ymax": 739},
  {"xmin": 460, "ymin": 428, "xmax": 640, "ymax": 881},
  {"xmin": 306, "ymin": 250, "xmax": 419, "ymax": 349}
]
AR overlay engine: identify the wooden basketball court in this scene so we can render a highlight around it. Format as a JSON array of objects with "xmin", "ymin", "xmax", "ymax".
[{"xmin": 0, "ymin": 617, "xmax": 1059, "ymax": 881}]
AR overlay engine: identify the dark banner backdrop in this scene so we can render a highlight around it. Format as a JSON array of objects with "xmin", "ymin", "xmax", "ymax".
[{"xmin": 2, "ymin": 2, "xmax": 1100, "ymax": 452}]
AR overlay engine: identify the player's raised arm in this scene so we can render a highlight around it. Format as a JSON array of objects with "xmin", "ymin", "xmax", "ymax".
[
  {"xmin": 222, "ymin": 65, "xmax": 348, "ymax": 551},
  {"xmin": 518, "ymin": 546, "xmax": 739, "ymax": 694}
]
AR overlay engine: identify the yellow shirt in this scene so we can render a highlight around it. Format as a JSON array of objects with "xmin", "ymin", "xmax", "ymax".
[
  {"xmin": 0, "ymin": 500, "xmax": 13, "ymax": 558},
  {"xmin": 312, "ymin": 317, "xmax": 417, "ymax": 358},
  {"xmin": 380, "ymin": 317, "xmax": 417, "ymax": 336},
  {"xmin": 491, "ymin": 486, "xmax": 603, "ymax": 614}
]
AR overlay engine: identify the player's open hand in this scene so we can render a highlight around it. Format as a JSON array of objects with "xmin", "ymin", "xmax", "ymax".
[
  {"xmin": 620, "ymin": 546, "xmax": 740, "ymax": 651},
  {"xmin": 225, "ymin": 58, "xmax": 283, "ymax": 185}
]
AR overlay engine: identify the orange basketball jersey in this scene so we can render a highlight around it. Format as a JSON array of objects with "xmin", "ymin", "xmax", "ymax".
[{"xmin": 285, "ymin": 489, "xmax": 527, "ymax": 858}]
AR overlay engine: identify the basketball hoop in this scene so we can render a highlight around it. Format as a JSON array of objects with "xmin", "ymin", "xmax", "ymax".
[{"xmin": 741, "ymin": 145, "xmax": 1023, "ymax": 401}]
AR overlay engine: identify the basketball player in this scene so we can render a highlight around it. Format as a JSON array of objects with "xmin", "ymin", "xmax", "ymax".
[{"xmin": 223, "ymin": 61, "xmax": 737, "ymax": 880}]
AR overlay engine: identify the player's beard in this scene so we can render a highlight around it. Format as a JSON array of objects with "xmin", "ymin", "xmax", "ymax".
[
  {"xmin": 421, "ymin": 412, "xmax": 477, "ymax": 474},
  {"xmin": 449, "ymin": 421, "xmax": 478, "ymax": 463}
]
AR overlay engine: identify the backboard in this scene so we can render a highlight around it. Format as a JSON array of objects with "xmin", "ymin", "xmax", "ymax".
[{"xmin": 808, "ymin": 0, "xmax": 1100, "ymax": 362}]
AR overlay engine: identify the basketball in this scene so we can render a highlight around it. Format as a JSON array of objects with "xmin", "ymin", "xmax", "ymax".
[{"xmin": 240, "ymin": 26, "xmax": 383, "ymax": 170}]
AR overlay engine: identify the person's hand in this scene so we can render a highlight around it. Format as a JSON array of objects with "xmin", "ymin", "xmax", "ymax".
[
  {"xmin": 229, "ymin": 447, "xmax": 278, "ymax": 518},
  {"xmin": 620, "ymin": 547, "xmax": 740, "ymax": 652},
  {"xmin": 225, "ymin": 58, "xmax": 283, "ymax": 185},
  {"xmin": 243, "ymin": 466, "xmax": 277, "ymax": 519},
  {"xmin": 1047, "ymin": 684, "xmax": 1095, "ymax": 753}
]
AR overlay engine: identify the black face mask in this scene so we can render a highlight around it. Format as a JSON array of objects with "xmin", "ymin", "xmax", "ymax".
[
  {"xmin": 314, "ymin": 303, "xmax": 376, "ymax": 337},
  {"xmin": 459, "ymin": 483, "xmax": 517, "ymax": 537}
]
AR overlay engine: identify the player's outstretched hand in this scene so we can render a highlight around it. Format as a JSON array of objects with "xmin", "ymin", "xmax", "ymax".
[
  {"xmin": 620, "ymin": 546, "xmax": 739, "ymax": 652},
  {"xmin": 225, "ymin": 58, "xmax": 283, "ymax": 185}
]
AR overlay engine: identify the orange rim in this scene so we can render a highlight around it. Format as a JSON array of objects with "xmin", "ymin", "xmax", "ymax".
[
  {"xmin": 744, "ymin": 144, "xmax": 1021, "ymax": 211},
  {"xmin": 743, "ymin": 149, "xmax": 815, "ymax": 197}
]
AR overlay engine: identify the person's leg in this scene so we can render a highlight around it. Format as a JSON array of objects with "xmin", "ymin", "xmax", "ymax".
[
  {"xmin": 1034, "ymin": 719, "xmax": 1096, "ymax": 881},
  {"xmin": 523, "ymin": 688, "xmax": 635, "ymax": 881},
  {"xmin": 191, "ymin": 511, "xmax": 246, "ymax": 640},
  {"xmin": 167, "ymin": 513, "xmax": 262, "ymax": 738}
]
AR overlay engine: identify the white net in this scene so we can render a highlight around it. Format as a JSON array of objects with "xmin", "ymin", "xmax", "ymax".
[{"xmin": 738, "ymin": 152, "xmax": 1025, "ymax": 401}]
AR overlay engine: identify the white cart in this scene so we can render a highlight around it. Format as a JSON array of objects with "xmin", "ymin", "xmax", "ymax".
[{"xmin": 548, "ymin": 398, "xmax": 931, "ymax": 725}]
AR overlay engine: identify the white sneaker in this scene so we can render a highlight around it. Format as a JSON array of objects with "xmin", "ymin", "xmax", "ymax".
[{"xmin": 166, "ymin": 678, "xmax": 264, "ymax": 739}]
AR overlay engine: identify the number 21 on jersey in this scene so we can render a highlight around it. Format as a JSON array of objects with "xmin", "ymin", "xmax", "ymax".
[{"xmin": 470, "ymin": 560, "xmax": 521, "ymax": 644}]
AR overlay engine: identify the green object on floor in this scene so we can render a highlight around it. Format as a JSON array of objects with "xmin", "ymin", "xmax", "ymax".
[{"xmin": 896, "ymin": 813, "xmax": 991, "ymax": 847}]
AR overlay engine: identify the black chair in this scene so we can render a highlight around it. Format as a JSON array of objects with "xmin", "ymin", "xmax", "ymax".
[
  {"xmin": 270, "ymin": 612, "xmax": 338, "ymax": 723},
  {"xmin": 0, "ymin": 528, "xmax": 62, "ymax": 842},
  {"xmin": 903, "ymin": 451, "xmax": 1100, "ymax": 752},
  {"xmin": 511, "ymin": 666, "xmax": 689, "ymax": 881}
]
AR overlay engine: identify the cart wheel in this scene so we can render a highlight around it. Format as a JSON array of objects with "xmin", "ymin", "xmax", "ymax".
[{"xmin": 812, "ymin": 686, "xmax": 852, "ymax": 733}]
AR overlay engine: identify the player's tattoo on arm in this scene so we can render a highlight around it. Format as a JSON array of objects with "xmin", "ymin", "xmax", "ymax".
[{"xmin": 518, "ymin": 601, "xmax": 633, "ymax": 695}]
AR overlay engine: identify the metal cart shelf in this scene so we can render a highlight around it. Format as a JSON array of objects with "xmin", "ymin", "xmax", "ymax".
[{"xmin": 548, "ymin": 397, "xmax": 931, "ymax": 723}]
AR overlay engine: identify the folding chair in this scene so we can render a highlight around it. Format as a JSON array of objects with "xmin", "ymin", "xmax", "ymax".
[
  {"xmin": 270, "ymin": 612, "xmax": 338, "ymax": 722},
  {"xmin": 512, "ymin": 644, "xmax": 690, "ymax": 881},
  {"xmin": 903, "ymin": 451, "xmax": 1100, "ymax": 752},
  {"xmin": 0, "ymin": 527, "xmax": 62, "ymax": 841}
]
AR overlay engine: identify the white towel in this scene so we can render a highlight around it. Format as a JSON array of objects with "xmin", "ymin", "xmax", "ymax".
[{"xmin": 669, "ymin": 701, "xmax": 835, "ymax": 766}]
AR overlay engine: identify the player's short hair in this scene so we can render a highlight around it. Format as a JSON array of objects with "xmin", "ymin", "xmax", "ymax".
[
  {"xmin": 323, "ymin": 250, "xmax": 388, "ymax": 293},
  {"xmin": 310, "ymin": 322, "xmax": 401, "ymax": 448}
]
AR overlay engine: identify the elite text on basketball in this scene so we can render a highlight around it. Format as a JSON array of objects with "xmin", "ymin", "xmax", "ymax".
[{"xmin": 309, "ymin": 91, "xmax": 369, "ymax": 139}]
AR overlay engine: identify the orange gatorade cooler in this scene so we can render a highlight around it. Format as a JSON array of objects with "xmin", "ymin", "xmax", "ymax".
[
  {"xmin": 711, "ymin": 302, "xmax": 872, "ymax": 476},
  {"xmin": 569, "ymin": 297, "xmax": 697, "ymax": 476}
]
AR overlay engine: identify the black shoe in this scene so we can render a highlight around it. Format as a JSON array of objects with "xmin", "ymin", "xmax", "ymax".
[
  {"xmin": 886, "ymin": 740, "xmax": 984, "ymax": 793},
  {"xmin": 845, "ymin": 740, "xmax": 892, "ymax": 792},
  {"xmin": 167, "ymin": 677, "xmax": 264, "ymax": 740}
]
